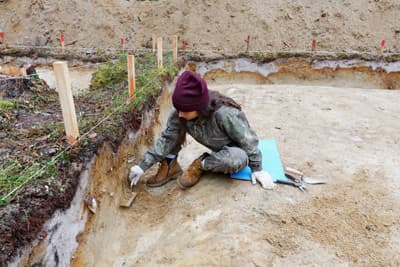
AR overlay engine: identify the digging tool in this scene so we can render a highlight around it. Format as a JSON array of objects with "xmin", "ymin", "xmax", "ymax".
[
  {"xmin": 278, "ymin": 173, "xmax": 307, "ymax": 192},
  {"xmin": 120, "ymin": 190, "xmax": 137, "ymax": 208},
  {"xmin": 285, "ymin": 166, "xmax": 326, "ymax": 185},
  {"xmin": 285, "ymin": 167, "xmax": 304, "ymax": 177},
  {"xmin": 275, "ymin": 178, "xmax": 306, "ymax": 192},
  {"xmin": 119, "ymin": 174, "xmax": 137, "ymax": 208},
  {"xmin": 301, "ymin": 177, "xmax": 326, "ymax": 185}
]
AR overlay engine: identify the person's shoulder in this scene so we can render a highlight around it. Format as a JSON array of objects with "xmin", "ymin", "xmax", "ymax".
[
  {"xmin": 215, "ymin": 106, "xmax": 242, "ymax": 122},
  {"xmin": 216, "ymin": 105, "xmax": 241, "ymax": 115}
]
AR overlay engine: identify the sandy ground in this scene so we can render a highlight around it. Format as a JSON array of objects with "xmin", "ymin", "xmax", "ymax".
[
  {"xmin": 36, "ymin": 66, "xmax": 95, "ymax": 94},
  {"xmin": 73, "ymin": 83, "xmax": 400, "ymax": 266},
  {"xmin": 1, "ymin": 0, "xmax": 400, "ymax": 54},
  {"xmin": 2, "ymin": 0, "xmax": 400, "ymax": 265}
]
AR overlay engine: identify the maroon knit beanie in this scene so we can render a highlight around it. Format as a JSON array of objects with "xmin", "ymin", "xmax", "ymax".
[{"xmin": 172, "ymin": 71, "xmax": 210, "ymax": 112}]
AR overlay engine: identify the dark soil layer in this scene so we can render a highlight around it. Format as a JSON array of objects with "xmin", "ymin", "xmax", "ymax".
[{"xmin": 0, "ymin": 71, "xmax": 165, "ymax": 265}]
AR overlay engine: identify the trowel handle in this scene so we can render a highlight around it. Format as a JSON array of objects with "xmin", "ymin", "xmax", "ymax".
[{"xmin": 285, "ymin": 167, "xmax": 304, "ymax": 177}]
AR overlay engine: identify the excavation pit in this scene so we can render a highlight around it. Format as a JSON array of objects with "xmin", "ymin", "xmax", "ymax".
[{"xmin": 6, "ymin": 57, "xmax": 400, "ymax": 267}]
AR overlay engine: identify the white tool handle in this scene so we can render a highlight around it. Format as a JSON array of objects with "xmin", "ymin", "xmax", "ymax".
[{"xmin": 285, "ymin": 167, "xmax": 304, "ymax": 177}]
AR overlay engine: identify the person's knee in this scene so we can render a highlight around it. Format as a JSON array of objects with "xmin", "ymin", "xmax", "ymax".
[
  {"xmin": 226, "ymin": 159, "xmax": 247, "ymax": 173},
  {"xmin": 203, "ymin": 146, "xmax": 248, "ymax": 174},
  {"xmin": 220, "ymin": 147, "xmax": 248, "ymax": 173}
]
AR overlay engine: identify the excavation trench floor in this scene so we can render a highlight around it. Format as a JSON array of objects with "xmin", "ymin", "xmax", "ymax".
[{"xmin": 74, "ymin": 84, "xmax": 400, "ymax": 267}]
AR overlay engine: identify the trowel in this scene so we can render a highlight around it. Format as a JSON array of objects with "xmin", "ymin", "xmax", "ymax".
[
  {"xmin": 119, "ymin": 176, "xmax": 137, "ymax": 208},
  {"xmin": 120, "ymin": 190, "xmax": 137, "ymax": 208},
  {"xmin": 301, "ymin": 177, "xmax": 326, "ymax": 185},
  {"xmin": 285, "ymin": 166, "xmax": 326, "ymax": 185}
]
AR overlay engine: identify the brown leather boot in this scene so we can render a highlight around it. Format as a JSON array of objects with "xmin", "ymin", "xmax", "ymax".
[
  {"xmin": 177, "ymin": 155, "xmax": 205, "ymax": 189},
  {"xmin": 146, "ymin": 158, "xmax": 183, "ymax": 187}
]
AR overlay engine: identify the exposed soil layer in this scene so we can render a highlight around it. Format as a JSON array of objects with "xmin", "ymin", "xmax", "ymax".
[
  {"xmin": 0, "ymin": 77, "xmax": 86, "ymax": 265},
  {"xmin": 0, "ymin": 74, "xmax": 156, "ymax": 265},
  {"xmin": 197, "ymin": 58, "xmax": 400, "ymax": 89}
]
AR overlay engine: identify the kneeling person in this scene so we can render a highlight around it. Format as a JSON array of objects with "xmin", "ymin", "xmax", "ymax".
[{"xmin": 128, "ymin": 71, "xmax": 274, "ymax": 189}]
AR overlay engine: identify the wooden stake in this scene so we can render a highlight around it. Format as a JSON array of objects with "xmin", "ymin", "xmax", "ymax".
[
  {"xmin": 53, "ymin": 61, "xmax": 79, "ymax": 145},
  {"xmin": 157, "ymin": 37, "xmax": 163, "ymax": 69},
  {"xmin": 127, "ymin": 55, "xmax": 136, "ymax": 102},
  {"xmin": 152, "ymin": 34, "xmax": 156, "ymax": 54},
  {"xmin": 245, "ymin": 35, "xmax": 250, "ymax": 52},
  {"xmin": 172, "ymin": 35, "xmax": 178, "ymax": 63}
]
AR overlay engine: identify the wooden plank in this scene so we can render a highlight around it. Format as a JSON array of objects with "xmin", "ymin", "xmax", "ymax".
[
  {"xmin": 127, "ymin": 55, "xmax": 136, "ymax": 102},
  {"xmin": 157, "ymin": 37, "xmax": 163, "ymax": 68},
  {"xmin": 53, "ymin": 61, "xmax": 79, "ymax": 145}
]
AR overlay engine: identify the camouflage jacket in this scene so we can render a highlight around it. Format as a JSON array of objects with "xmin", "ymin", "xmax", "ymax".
[{"xmin": 138, "ymin": 105, "xmax": 262, "ymax": 172}]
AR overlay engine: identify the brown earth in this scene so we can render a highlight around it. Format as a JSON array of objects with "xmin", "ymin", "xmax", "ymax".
[
  {"xmin": 1, "ymin": 0, "xmax": 400, "ymax": 56},
  {"xmin": 1, "ymin": 0, "xmax": 400, "ymax": 265}
]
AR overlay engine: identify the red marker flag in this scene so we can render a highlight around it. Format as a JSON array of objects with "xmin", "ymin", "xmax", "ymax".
[
  {"xmin": 0, "ymin": 32, "xmax": 4, "ymax": 39},
  {"xmin": 60, "ymin": 33, "xmax": 65, "ymax": 43},
  {"xmin": 312, "ymin": 39, "xmax": 317, "ymax": 50},
  {"xmin": 381, "ymin": 39, "xmax": 386, "ymax": 48},
  {"xmin": 120, "ymin": 38, "xmax": 125, "ymax": 46}
]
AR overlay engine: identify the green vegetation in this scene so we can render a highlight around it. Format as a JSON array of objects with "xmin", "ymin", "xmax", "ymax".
[
  {"xmin": 90, "ymin": 51, "xmax": 177, "ymax": 111},
  {"xmin": 0, "ymin": 99, "xmax": 14, "ymax": 111},
  {"xmin": 86, "ymin": 51, "xmax": 177, "ymax": 144},
  {"xmin": 337, "ymin": 52, "xmax": 347, "ymax": 59},
  {"xmin": 0, "ymin": 158, "xmax": 58, "ymax": 200},
  {"xmin": 91, "ymin": 54, "xmax": 129, "ymax": 90},
  {"xmin": 0, "ymin": 51, "xmax": 179, "ymax": 204}
]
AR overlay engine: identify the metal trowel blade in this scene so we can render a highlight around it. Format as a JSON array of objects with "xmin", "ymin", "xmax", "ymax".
[
  {"xmin": 302, "ymin": 177, "xmax": 326, "ymax": 184},
  {"xmin": 119, "ymin": 191, "xmax": 137, "ymax": 208}
]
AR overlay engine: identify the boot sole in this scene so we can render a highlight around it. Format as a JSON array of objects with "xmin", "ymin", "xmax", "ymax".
[{"xmin": 146, "ymin": 171, "xmax": 183, "ymax": 188}]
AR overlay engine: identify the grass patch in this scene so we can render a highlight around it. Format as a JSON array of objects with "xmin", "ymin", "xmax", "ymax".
[
  {"xmin": 0, "ymin": 100, "xmax": 14, "ymax": 111},
  {"xmin": 0, "ymin": 51, "xmax": 178, "ymax": 203},
  {"xmin": 91, "ymin": 54, "xmax": 129, "ymax": 90},
  {"xmin": 0, "ymin": 159, "xmax": 57, "ymax": 198}
]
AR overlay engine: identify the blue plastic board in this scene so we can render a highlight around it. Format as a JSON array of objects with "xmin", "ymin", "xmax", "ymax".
[{"xmin": 230, "ymin": 139, "xmax": 287, "ymax": 182}]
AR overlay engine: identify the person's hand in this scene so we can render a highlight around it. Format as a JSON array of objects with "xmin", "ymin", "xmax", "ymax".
[
  {"xmin": 128, "ymin": 165, "xmax": 144, "ymax": 188},
  {"xmin": 252, "ymin": 170, "xmax": 275, "ymax": 190}
]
